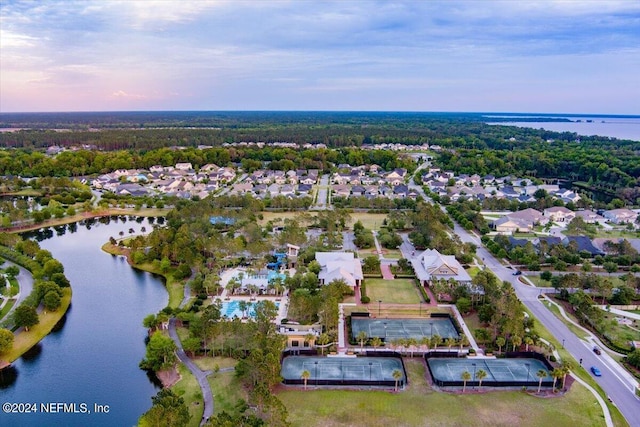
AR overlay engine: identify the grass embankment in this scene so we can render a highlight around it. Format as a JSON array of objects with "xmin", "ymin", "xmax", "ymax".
[
  {"xmin": 279, "ymin": 359, "xmax": 609, "ymax": 427},
  {"xmin": 4, "ymin": 207, "xmax": 171, "ymax": 234},
  {"xmin": 171, "ymin": 363, "xmax": 204, "ymax": 427},
  {"xmin": 2, "ymin": 288, "xmax": 72, "ymax": 363},
  {"xmin": 101, "ymin": 242, "xmax": 184, "ymax": 308},
  {"xmin": 365, "ymin": 278, "xmax": 421, "ymax": 304}
]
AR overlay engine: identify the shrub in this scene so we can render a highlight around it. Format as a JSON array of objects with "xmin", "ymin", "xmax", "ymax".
[{"xmin": 361, "ymin": 296, "xmax": 371, "ymax": 304}]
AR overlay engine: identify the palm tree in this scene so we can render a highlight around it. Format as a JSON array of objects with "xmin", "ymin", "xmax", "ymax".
[
  {"xmin": 524, "ymin": 336, "xmax": 534, "ymax": 351},
  {"xmin": 536, "ymin": 369, "xmax": 547, "ymax": 393},
  {"xmin": 419, "ymin": 336, "xmax": 431, "ymax": 353},
  {"xmin": 407, "ymin": 338, "xmax": 418, "ymax": 357},
  {"xmin": 371, "ymin": 337, "xmax": 383, "ymax": 352},
  {"xmin": 238, "ymin": 300, "xmax": 249, "ymax": 318},
  {"xmin": 357, "ymin": 330, "xmax": 368, "ymax": 351},
  {"xmin": 495, "ymin": 336, "xmax": 506, "ymax": 354},
  {"xmin": 475, "ymin": 369, "xmax": 488, "ymax": 389},
  {"xmin": 301, "ymin": 370, "xmax": 311, "ymax": 390},
  {"xmin": 560, "ymin": 361, "xmax": 574, "ymax": 389},
  {"xmin": 461, "ymin": 370, "xmax": 472, "ymax": 393},
  {"xmin": 392, "ymin": 369, "xmax": 403, "ymax": 391},
  {"xmin": 317, "ymin": 333, "xmax": 330, "ymax": 355},
  {"xmin": 459, "ymin": 334, "xmax": 469, "ymax": 350},
  {"xmin": 304, "ymin": 333, "xmax": 315, "ymax": 349},
  {"xmin": 445, "ymin": 337, "xmax": 456, "ymax": 351},
  {"xmin": 431, "ymin": 334, "xmax": 441, "ymax": 351},
  {"xmin": 551, "ymin": 368, "xmax": 564, "ymax": 392},
  {"xmin": 511, "ymin": 335, "xmax": 522, "ymax": 351}
]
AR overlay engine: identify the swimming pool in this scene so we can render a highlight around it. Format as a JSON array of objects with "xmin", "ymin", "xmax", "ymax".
[{"xmin": 221, "ymin": 300, "xmax": 280, "ymax": 319}]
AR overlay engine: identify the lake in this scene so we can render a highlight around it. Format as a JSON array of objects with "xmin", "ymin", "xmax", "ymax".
[
  {"xmin": 487, "ymin": 116, "xmax": 640, "ymax": 141},
  {"xmin": 0, "ymin": 216, "xmax": 168, "ymax": 426}
]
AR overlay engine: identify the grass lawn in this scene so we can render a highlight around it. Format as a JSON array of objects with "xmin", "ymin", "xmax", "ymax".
[
  {"xmin": 349, "ymin": 213, "xmax": 388, "ymax": 231},
  {"xmin": 365, "ymin": 278, "xmax": 421, "ymax": 304},
  {"xmin": 209, "ymin": 368, "xmax": 249, "ymax": 416},
  {"xmin": 194, "ymin": 356, "xmax": 237, "ymax": 372},
  {"xmin": 358, "ymin": 247, "xmax": 403, "ymax": 259},
  {"xmin": 279, "ymin": 358, "xmax": 611, "ymax": 427},
  {"xmin": 171, "ymin": 363, "xmax": 204, "ymax": 427},
  {"xmin": 467, "ymin": 266, "xmax": 481, "ymax": 278},
  {"xmin": 3, "ymin": 288, "xmax": 72, "ymax": 362},
  {"xmin": 0, "ymin": 298, "xmax": 16, "ymax": 320},
  {"xmin": 543, "ymin": 301, "xmax": 591, "ymax": 340}
]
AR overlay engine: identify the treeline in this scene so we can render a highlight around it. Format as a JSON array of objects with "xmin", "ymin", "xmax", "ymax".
[
  {"xmin": 0, "ymin": 146, "xmax": 414, "ymax": 177},
  {"xmin": 436, "ymin": 143, "xmax": 640, "ymax": 203}
]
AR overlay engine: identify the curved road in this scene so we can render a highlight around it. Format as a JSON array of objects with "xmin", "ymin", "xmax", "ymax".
[
  {"xmin": 2, "ymin": 262, "xmax": 35, "ymax": 325},
  {"xmin": 167, "ymin": 280, "xmax": 215, "ymax": 425},
  {"xmin": 451, "ymin": 221, "xmax": 640, "ymax": 427}
]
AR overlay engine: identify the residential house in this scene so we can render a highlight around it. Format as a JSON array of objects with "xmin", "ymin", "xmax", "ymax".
[
  {"xmin": 574, "ymin": 210, "xmax": 607, "ymax": 225},
  {"xmin": 544, "ymin": 206, "xmax": 576, "ymax": 223},
  {"xmin": 603, "ymin": 209, "xmax": 638, "ymax": 225},
  {"xmin": 332, "ymin": 185, "xmax": 351, "ymax": 198},
  {"xmin": 563, "ymin": 236, "xmax": 605, "ymax": 256}
]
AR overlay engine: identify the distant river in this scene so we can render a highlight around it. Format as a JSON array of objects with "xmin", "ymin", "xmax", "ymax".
[
  {"xmin": 487, "ymin": 116, "xmax": 640, "ymax": 141},
  {"xmin": 0, "ymin": 217, "xmax": 167, "ymax": 426}
]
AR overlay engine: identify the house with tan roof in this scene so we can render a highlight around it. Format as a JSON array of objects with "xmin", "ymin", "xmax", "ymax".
[
  {"xmin": 603, "ymin": 209, "xmax": 638, "ymax": 225},
  {"xmin": 544, "ymin": 206, "xmax": 576, "ymax": 223}
]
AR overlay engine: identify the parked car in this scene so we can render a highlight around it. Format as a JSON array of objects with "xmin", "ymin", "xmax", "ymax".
[
  {"xmin": 590, "ymin": 366, "xmax": 602, "ymax": 376},
  {"xmin": 512, "ymin": 270, "xmax": 522, "ymax": 276},
  {"xmin": 593, "ymin": 346, "xmax": 601, "ymax": 355}
]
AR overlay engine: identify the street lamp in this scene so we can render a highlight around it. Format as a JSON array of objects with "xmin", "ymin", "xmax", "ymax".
[
  {"xmin": 472, "ymin": 363, "xmax": 476, "ymax": 389},
  {"xmin": 369, "ymin": 362, "xmax": 373, "ymax": 381},
  {"xmin": 419, "ymin": 301, "xmax": 423, "ymax": 317},
  {"xmin": 525, "ymin": 363, "xmax": 531, "ymax": 387},
  {"xmin": 430, "ymin": 322, "xmax": 433, "ymax": 338},
  {"xmin": 562, "ymin": 339, "xmax": 565, "ymax": 349},
  {"xmin": 378, "ymin": 300, "xmax": 382, "ymax": 317},
  {"xmin": 383, "ymin": 322, "xmax": 387, "ymax": 341}
]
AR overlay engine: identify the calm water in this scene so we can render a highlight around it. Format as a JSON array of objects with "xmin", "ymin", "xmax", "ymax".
[
  {"xmin": 0, "ymin": 217, "xmax": 167, "ymax": 426},
  {"xmin": 487, "ymin": 116, "xmax": 640, "ymax": 141}
]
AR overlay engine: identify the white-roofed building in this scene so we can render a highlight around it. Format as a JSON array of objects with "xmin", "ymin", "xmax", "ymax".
[
  {"xmin": 315, "ymin": 252, "xmax": 363, "ymax": 289},
  {"xmin": 411, "ymin": 249, "xmax": 471, "ymax": 287}
]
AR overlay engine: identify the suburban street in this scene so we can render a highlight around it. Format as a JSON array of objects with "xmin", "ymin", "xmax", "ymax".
[{"xmin": 451, "ymin": 221, "xmax": 640, "ymax": 427}]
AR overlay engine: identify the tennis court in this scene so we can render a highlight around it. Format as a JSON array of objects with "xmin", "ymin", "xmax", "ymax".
[
  {"xmin": 281, "ymin": 356, "xmax": 406, "ymax": 386},
  {"xmin": 427, "ymin": 357, "xmax": 553, "ymax": 387},
  {"xmin": 351, "ymin": 318, "xmax": 459, "ymax": 341}
]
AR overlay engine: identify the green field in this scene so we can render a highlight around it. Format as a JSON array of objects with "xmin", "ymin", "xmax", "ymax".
[
  {"xmin": 171, "ymin": 364, "xmax": 204, "ymax": 427},
  {"xmin": 279, "ymin": 359, "xmax": 610, "ymax": 427},
  {"xmin": 365, "ymin": 278, "xmax": 421, "ymax": 304},
  {"xmin": 358, "ymin": 247, "xmax": 403, "ymax": 259}
]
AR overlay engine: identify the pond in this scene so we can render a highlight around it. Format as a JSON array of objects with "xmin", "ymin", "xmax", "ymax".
[{"xmin": 0, "ymin": 216, "xmax": 168, "ymax": 426}]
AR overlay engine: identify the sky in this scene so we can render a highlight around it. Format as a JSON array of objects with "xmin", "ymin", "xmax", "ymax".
[{"xmin": 1, "ymin": 0, "xmax": 639, "ymax": 114}]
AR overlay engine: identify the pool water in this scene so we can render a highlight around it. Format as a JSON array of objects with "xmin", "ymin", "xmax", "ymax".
[{"xmin": 221, "ymin": 300, "xmax": 280, "ymax": 319}]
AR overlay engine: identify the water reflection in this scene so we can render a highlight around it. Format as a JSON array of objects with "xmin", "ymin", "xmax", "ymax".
[
  {"xmin": 0, "ymin": 366, "xmax": 18, "ymax": 389},
  {"xmin": 20, "ymin": 343, "xmax": 43, "ymax": 363}
]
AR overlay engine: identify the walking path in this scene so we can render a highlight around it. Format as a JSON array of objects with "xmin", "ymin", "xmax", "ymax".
[{"xmin": 167, "ymin": 279, "xmax": 216, "ymax": 425}]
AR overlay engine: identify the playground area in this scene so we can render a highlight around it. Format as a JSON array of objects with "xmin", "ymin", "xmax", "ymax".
[
  {"xmin": 281, "ymin": 355, "xmax": 406, "ymax": 387},
  {"xmin": 351, "ymin": 317, "xmax": 459, "ymax": 341},
  {"xmin": 427, "ymin": 357, "xmax": 554, "ymax": 388}
]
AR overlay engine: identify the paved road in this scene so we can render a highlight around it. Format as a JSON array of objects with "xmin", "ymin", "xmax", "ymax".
[
  {"xmin": 451, "ymin": 222, "xmax": 640, "ymax": 427},
  {"xmin": 312, "ymin": 174, "xmax": 330, "ymax": 210},
  {"xmin": 167, "ymin": 279, "xmax": 216, "ymax": 425},
  {"xmin": 1, "ymin": 262, "xmax": 35, "ymax": 325}
]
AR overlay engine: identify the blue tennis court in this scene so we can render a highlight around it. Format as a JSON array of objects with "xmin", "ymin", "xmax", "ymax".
[
  {"xmin": 351, "ymin": 318, "xmax": 459, "ymax": 341},
  {"xmin": 428, "ymin": 357, "xmax": 553, "ymax": 387},
  {"xmin": 281, "ymin": 356, "xmax": 406, "ymax": 386}
]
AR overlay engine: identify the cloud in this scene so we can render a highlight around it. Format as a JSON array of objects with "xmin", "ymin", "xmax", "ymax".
[{"xmin": 110, "ymin": 90, "xmax": 147, "ymax": 100}]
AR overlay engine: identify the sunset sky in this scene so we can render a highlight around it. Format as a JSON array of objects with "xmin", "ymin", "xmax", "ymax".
[{"xmin": 1, "ymin": 0, "xmax": 639, "ymax": 113}]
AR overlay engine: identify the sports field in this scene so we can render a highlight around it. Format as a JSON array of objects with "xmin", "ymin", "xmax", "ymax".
[
  {"xmin": 351, "ymin": 317, "xmax": 459, "ymax": 341},
  {"xmin": 428, "ymin": 358, "xmax": 552, "ymax": 386},
  {"xmin": 281, "ymin": 356, "xmax": 405, "ymax": 384},
  {"xmin": 365, "ymin": 278, "xmax": 421, "ymax": 304}
]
